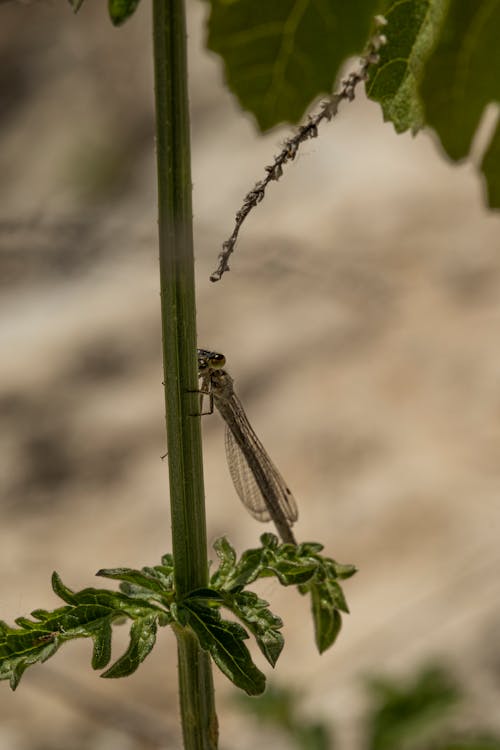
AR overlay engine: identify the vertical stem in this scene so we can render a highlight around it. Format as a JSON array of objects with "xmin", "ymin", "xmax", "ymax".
[{"xmin": 152, "ymin": 1, "xmax": 218, "ymax": 747}]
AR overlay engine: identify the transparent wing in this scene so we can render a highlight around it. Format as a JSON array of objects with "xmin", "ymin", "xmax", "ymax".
[{"xmin": 224, "ymin": 421, "xmax": 298, "ymax": 524}]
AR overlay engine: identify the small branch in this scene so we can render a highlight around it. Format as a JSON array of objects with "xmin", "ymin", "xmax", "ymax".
[{"xmin": 210, "ymin": 21, "xmax": 387, "ymax": 283}]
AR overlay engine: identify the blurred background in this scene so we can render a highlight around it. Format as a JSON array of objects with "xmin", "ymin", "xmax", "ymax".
[{"xmin": 1, "ymin": 2, "xmax": 500, "ymax": 749}]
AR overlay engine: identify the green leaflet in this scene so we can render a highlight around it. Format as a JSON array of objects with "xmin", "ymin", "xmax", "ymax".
[
  {"xmin": 227, "ymin": 590, "xmax": 284, "ymax": 667},
  {"xmin": 206, "ymin": 0, "xmax": 383, "ymax": 131},
  {"xmin": 108, "ymin": 0, "xmax": 142, "ymax": 26},
  {"xmin": 213, "ymin": 534, "xmax": 356, "ymax": 657},
  {"xmin": 368, "ymin": 0, "xmax": 500, "ymax": 209},
  {"xmin": 366, "ymin": 0, "xmax": 449, "ymax": 133},
  {"xmin": 420, "ymin": 0, "xmax": 500, "ymax": 209},
  {"xmin": 181, "ymin": 599, "xmax": 266, "ymax": 696},
  {"xmin": 102, "ymin": 614, "xmax": 158, "ymax": 678},
  {"xmin": 0, "ymin": 573, "xmax": 168, "ymax": 690},
  {"xmin": 183, "ymin": 586, "xmax": 284, "ymax": 667},
  {"xmin": 67, "ymin": 0, "xmax": 142, "ymax": 25}
]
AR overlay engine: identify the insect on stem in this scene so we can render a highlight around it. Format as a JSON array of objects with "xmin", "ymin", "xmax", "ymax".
[{"xmin": 197, "ymin": 349, "xmax": 298, "ymax": 544}]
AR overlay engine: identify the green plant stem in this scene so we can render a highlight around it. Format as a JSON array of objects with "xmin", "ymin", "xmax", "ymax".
[{"xmin": 152, "ymin": 1, "xmax": 218, "ymax": 747}]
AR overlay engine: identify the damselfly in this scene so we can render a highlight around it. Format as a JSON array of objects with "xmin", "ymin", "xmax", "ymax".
[{"xmin": 197, "ymin": 348, "xmax": 298, "ymax": 545}]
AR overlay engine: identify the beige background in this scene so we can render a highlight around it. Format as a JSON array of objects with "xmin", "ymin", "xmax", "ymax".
[{"xmin": 1, "ymin": 2, "xmax": 500, "ymax": 748}]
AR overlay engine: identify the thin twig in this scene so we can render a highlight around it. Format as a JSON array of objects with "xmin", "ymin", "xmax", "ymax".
[{"xmin": 210, "ymin": 20, "xmax": 387, "ymax": 282}]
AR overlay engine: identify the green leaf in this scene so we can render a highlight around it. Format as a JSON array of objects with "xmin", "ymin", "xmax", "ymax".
[
  {"xmin": 265, "ymin": 556, "xmax": 318, "ymax": 586},
  {"xmin": 210, "ymin": 535, "xmax": 355, "ymax": 656},
  {"xmin": 212, "ymin": 534, "xmax": 327, "ymax": 591},
  {"xmin": 308, "ymin": 582, "xmax": 342, "ymax": 653},
  {"xmin": 330, "ymin": 560, "xmax": 357, "ymax": 580},
  {"xmin": 481, "ymin": 122, "xmax": 500, "ymax": 209},
  {"xmin": 420, "ymin": 0, "xmax": 500, "ymax": 209},
  {"xmin": 184, "ymin": 586, "xmax": 284, "ymax": 667},
  {"xmin": 420, "ymin": 1, "xmax": 500, "ymax": 158},
  {"xmin": 366, "ymin": 0, "xmax": 449, "ymax": 133},
  {"xmin": 108, "ymin": 0, "xmax": 141, "ymax": 26},
  {"xmin": 97, "ymin": 566, "xmax": 174, "ymax": 602},
  {"xmin": 228, "ymin": 590, "xmax": 284, "ymax": 667},
  {"xmin": 206, "ymin": 0, "xmax": 383, "ymax": 131},
  {"xmin": 51, "ymin": 571, "xmax": 78, "ymax": 604},
  {"xmin": 183, "ymin": 587, "xmax": 226, "ymax": 603},
  {"xmin": 1, "ymin": 571, "xmax": 169, "ymax": 689},
  {"xmin": 101, "ymin": 614, "xmax": 158, "ymax": 678},
  {"xmin": 212, "ymin": 536, "xmax": 237, "ymax": 584},
  {"xmin": 182, "ymin": 599, "xmax": 266, "ymax": 696},
  {"xmin": 217, "ymin": 547, "xmax": 267, "ymax": 590},
  {"xmin": 91, "ymin": 620, "xmax": 113, "ymax": 670}
]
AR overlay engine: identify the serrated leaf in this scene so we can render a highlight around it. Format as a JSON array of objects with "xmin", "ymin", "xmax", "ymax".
[
  {"xmin": 228, "ymin": 590, "xmax": 284, "ymax": 667},
  {"xmin": 184, "ymin": 587, "xmax": 226, "ymax": 603},
  {"xmin": 221, "ymin": 547, "xmax": 267, "ymax": 589},
  {"xmin": 213, "ymin": 535, "xmax": 323, "ymax": 591},
  {"xmin": 296, "ymin": 541, "xmax": 325, "ymax": 555},
  {"xmin": 421, "ymin": 1, "xmax": 500, "ymax": 159},
  {"xmin": 366, "ymin": 0, "xmax": 449, "ymax": 133},
  {"xmin": 420, "ymin": 0, "xmax": 500, "ymax": 210},
  {"xmin": 259, "ymin": 533, "xmax": 281, "ymax": 549},
  {"xmin": 206, "ymin": 0, "xmax": 383, "ymax": 131},
  {"xmin": 102, "ymin": 614, "xmax": 158, "ymax": 678},
  {"xmin": 309, "ymin": 583, "xmax": 342, "ymax": 653},
  {"xmin": 265, "ymin": 558, "xmax": 318, "ymax": 586},
  {"xmin": 184, "ymin": 584, "xmax": 284, "ymax": 668},
  {"xmin": 1, "ymin": 569, "xmax": 170, "ymax": 689},
  {"xmin": 9, "ymin": 660, "xmax": 28, "ymax": 691},
  {"xmin": 0, "ymin": 629, "xmax": 64, "ymax": 691},
  {"xmin": 91, "ymin": 620, "xmax": 113, "ymax": 670},
  {"xmin": 328, "ymin": 580, "xmax": 349, "ymax": 614},
  {"xmin": 29, "ymin": 609, "xmax": 51, "ymax": 621},
  {"xmin": 97, "ymin": 566, "xmax": 173, "ymax": 600},
  {"xmin": 51, "ymin": 571, "xmax": 78, "ymax": 604},
  {"xmin": 209, "ymin": 535, "xmax": 355, "ymax": 658},
  {"xmin": 212, "ymin": 537, "xmax": 237, "ymax": 585},
  {"xmin": 183, "ymin": 599, "xmax": 266, "ymax": 696},
  {"xmin": 14, "ymin": 617, "xmax": 39, "ymax": 630},
  {"xmin": 108, "ymin": 0, "xmax": 141, "ymax": 26},
  {"xmin": 330, "ymin": 561, "xmax": 358, "ymax": 580}
]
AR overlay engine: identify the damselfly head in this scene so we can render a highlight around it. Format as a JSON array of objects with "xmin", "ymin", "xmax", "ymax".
[{"xmin": 197, "ymin": 349, "xmax": 226, "ymax": 372}]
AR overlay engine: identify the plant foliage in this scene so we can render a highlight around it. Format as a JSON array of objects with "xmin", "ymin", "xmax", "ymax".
[
  {"xmin": 420, "ymin": 0, "xmax": 500, "ymax": 208},
  {"xmin": 366, "ymin": 0, "xmax": 500, "ymax": 209},
  {"xmin": 366, "ymin": 665, "xmax": 461, "ymax": 750},
  {"xmin": 0, "ymin": 535, "xmax": 355, "ymax": 695},
  {"xmin": 366, "ymin": 0, "xmax": 449, "ymax": 133},
  {"xmin": 205, "ymin": 0, "xmax": 382, "ymax": 131},
  {"xmin": 368, "ymin": 0, "xmax": 500, "ymax": 208},
  {"xmin": 67, "ymin": 0, "xmax": 500, "ymax": 208}
]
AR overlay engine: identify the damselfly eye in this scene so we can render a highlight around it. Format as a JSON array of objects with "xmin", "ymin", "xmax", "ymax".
[
  {"xmin": 208, "ymin": 352, "xmax": 226, "ymax": 369},
  {"xmin": 197, "ymin": 348, "xmax": 226, "ymax": 370}
]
